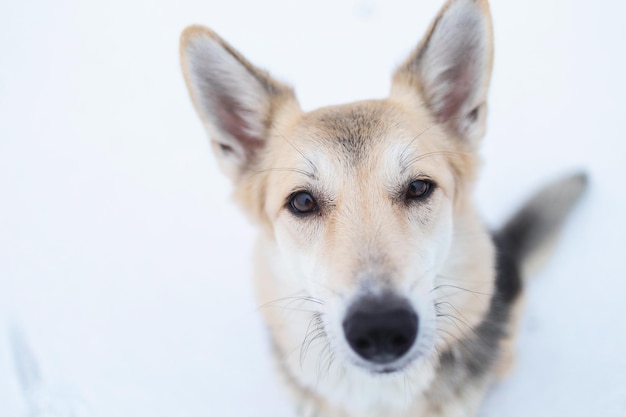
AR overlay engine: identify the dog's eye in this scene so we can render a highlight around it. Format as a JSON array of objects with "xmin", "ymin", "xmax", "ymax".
[
  {"xmin": 288, "ymin": 191, "xmax": 318, "ymax": 215},
  {"xmin": 406, "ymin": 180, "xmax": 434, "ymax": 200}
]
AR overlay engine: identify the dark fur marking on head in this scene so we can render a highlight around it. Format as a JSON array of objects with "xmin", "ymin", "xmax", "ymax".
[{"xmin": 316, "ymin": 106, "xmax": 385, "ymax": 165}]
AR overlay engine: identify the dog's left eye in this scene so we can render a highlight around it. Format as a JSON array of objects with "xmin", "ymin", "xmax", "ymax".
[
  {"xmin": 288, "ymin": 191, "xmax": 318, "ymax": 215},
  {"xmin": 406, "ymin": 180, "xmax": 434, "ymax": 200}
]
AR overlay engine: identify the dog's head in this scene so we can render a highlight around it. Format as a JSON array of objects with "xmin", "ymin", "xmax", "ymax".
[{"xmin": 181, "ymin": 0, "xmax": 496, "ymax": 410}]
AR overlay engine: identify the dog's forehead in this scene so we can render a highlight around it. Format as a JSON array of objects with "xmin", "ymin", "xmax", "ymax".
[
  {"xmin": 287, "ymin": 100, "xmax": 436, "ymax": 169},
  {"xmin": 304, "ymin": 103, "xmax": 388, "ymax": 161},
  {"xmin": 299, "ymin": 101, "xmax": 405, "ymax": 158}
]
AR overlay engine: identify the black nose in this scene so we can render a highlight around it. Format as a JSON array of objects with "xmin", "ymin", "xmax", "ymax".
[{"xmin": 343, "ymin": 295, "xmax": 418, "ymax": 364}]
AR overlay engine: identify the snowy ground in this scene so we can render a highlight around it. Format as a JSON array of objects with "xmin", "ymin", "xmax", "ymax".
[{"xmin": 1, "ymin": 0, "xmax": 625, "ymax": 416}]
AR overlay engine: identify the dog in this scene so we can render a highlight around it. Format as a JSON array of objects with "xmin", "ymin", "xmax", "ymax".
[{"xmin": 179, "ymin": 0, "xmax": 586, "ymax": 415}]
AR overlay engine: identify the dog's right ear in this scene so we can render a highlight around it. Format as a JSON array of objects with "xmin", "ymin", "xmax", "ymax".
[{"xmin": 180, "ymin": 26, "xmax": 299, "ymax": 179}]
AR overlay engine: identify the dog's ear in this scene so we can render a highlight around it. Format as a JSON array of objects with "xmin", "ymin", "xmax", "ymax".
[
  {"xmin": 180, "ymin": 26, "xmax": 299, "ymax": 179},
  {"xmin": 392, "ymin": 0, "xmax": 494, "ymax": 144}
]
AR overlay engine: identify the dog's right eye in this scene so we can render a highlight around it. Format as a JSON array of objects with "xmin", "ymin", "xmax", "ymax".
[{"xmin": 288, "ymin": 191, "xmax": 318, "ymax": 215}]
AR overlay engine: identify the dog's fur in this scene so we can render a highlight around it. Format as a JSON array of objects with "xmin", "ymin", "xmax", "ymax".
[{"xmin": 179, "ymin": 1, "xmax": 586, "ymax": 416}]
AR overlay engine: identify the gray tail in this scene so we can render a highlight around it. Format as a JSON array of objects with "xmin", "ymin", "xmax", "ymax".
[{"xmin": 496, "ymin": 172, "xmax": 588, "ymax": 267}]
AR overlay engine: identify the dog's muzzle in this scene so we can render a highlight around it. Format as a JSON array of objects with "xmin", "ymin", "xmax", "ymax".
[{"xmin": 342, "ymin": 294, "xmax": 418, "ymax": 365}]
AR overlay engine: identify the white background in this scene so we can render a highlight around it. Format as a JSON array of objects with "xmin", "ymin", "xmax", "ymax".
[{"xmin": 1, "ymin": 0, "xmax": 625, "ymax": 416}]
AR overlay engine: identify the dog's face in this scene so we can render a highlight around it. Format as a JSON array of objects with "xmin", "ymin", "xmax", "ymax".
[
  {"xmin": 182, "ymin": 0, "xmax": 496, "ymax": 411},
  {"xmin": 258, "ymin": 101, "xmax": 476, "ymax": 373}
]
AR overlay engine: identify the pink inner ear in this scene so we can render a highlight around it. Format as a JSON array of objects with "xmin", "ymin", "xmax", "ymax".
[
  {"xmin": 214, "ymin": 96, "xmax": 265, "ymax": 161},
  {"xmin": 434, "ymin": 64, "xmax": 474, "ymax": 122}
]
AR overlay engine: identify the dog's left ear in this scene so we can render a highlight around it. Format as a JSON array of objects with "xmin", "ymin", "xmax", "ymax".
[{"xmin": 392, "ymin": 0, "xmax": 494, "ymax": 144}]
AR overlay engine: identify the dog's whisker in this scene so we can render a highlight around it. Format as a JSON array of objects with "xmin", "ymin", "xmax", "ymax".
[
  {"xmin": 436, "ymin": 312, "xmax": 494, "ymax": 349},
  {"xmin": 257, "ymin": 293, "xmax": 324, "ymax": 310},
  {"xmin": 326, "ymin": 348, "xmax": 336, "ymax": 380},
  {"xmin": 434, "ymin": 300, "xmax": 479, "ymax": 326},
  {"xmin": 434, "ymin": 299, "xmax": 491, "ymax": 343},
  {"xmin": 436, "ymin": 314, "xmax": 477, "ymax": 344},
  {"xmin": 435, "ymin": 328, "xmax": 476, "ymax": 355},
  {"xmin": 434, "ymin": 301, "xmax": 475, "ymax": 326},
  {"xmin": 300, "ymin": 331, "xmax": 324, "ymax": 370},
  {"xmin": 257, "ymin": 303, "xmax": 322, "ymax": 318},
  {"xmin": 316, "ymin": 341, "xmax": 332, "ymax": 384},
  {"xmin": 270, "ymin": 120, "xmax": 319, "ymax": 177},
  {"xmin": 249, "ymin": 166, "xmax": 315, "ymax": 179},
  {"xmin": 402, "ymin": 150, "xmax": 470, "ymax": 171},
  {"xmin": 299, "ymin": 313, "xmax": 323, "ymax": 367},
  {"xmin": 398, "ymin": 123, "xmax": 441, "ymax": 167},
  {"xmin": 436, "ymin": 273, "xmax": 484, "ymax": 283},
  {"xmin": 299, "ymin": 312, "xmax": 328, "ymax": 372},
  {"xmin": 430, "ymin": 283, "xmax": 493, "ymax": 297}
]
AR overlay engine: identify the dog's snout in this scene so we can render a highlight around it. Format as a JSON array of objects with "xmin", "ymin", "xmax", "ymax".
[{"xmin": 343, "ymin": 295, "xmax": 418, "ymax": 364}]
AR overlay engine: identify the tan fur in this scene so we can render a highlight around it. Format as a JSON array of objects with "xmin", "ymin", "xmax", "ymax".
[{"xmin": 179, "ymin": 1, "xmax": 522, "ymax": 416}]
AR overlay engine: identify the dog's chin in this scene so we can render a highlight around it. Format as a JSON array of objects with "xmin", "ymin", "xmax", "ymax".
[{"xmin": 351, "ymin": 351, "xmax": 423, "ymax": 375}]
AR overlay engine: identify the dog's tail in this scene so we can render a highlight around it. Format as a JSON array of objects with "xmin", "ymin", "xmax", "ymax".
[{"xmin": 495, "ymin": 172, "xmax": 588, "ymax": 270}]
